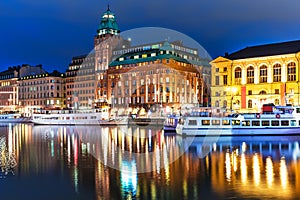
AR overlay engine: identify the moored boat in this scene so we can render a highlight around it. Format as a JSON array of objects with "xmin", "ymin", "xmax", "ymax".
[
  {"xmin": 163, "ymin": 114, "xmax": 180, "ymax": 133},
  {"xmin": 176, "ymin": 105, "xmax": 300, "ymax": 136},
  {"xmin": 0, "ymin": 112, "xmax": 31, "ymax": 123},
  {"xmin": 31, "ymin": 108, "xmax": 109, "ymax": 125}
]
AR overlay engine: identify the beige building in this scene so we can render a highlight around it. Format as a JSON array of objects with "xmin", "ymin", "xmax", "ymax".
[
  {"xmin": 107, "ymin": 41, "xmax": 210, "ymax": 116},
  {"xmin": 18, "ymin": 67, "xmax": 66, "ymax": 115},
  {"xmin": 210, "ymin": 40, "xmax": 300, "ymax": 113},
  {"xmin": 65, "ymin": 54, "xmax": 95, "ymax": 109},
  {"xmin": 0, "ymin": 67, "xmax": 19, "ymax": 112}
]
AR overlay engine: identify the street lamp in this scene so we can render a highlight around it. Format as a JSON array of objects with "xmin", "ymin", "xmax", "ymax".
[{"xmin": 226, "ymin": 87, "xmax": 237, "ymax": 112}]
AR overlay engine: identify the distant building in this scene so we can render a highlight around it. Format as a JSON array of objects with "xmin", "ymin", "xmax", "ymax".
[
  {"xmin": 18, "ymin": 65, "xmax": 65, "ymax": 115},
  {"xmin": 0, "ymin": 66, "xmax": 19, "ymax": 112},
  {"xmin": 65, "ymin": 54, "xmax": 95, "ymax": 109},
  {"xmin": 210, "ymin": 40, "xmax": 300, "ymax": 113}
]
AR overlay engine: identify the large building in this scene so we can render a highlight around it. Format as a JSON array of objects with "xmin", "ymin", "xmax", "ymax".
[
  {"xmin": 18, "ymin": 65, "xmax": 66, "ymax": 115},
  {"xmin": 108, "ymin": 41, "xmax": 210, "ymax": 116},
  {"xmin": 65, "ymin": 54, "xmax": 95, "ymax": 109},
  {"xmin": 0, "ymin": 66, "xmax": 19, "ymax": 112},
  {"xmin": 210, "ymin": 40, "xmax": 300, "ymax": 113}
]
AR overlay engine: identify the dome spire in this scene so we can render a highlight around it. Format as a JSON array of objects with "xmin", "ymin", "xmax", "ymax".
[{"xmin": 96, "ymin": 6, "xmax": 120, "ymax": 36}]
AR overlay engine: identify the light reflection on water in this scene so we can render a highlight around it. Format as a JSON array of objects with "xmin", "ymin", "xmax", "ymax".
[{"xmin": 0, "ymin": 123, "xmax": 299, "ymax": 199}]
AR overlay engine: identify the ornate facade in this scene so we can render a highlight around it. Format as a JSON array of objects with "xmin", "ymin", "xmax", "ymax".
[
  {"xmin": 18, "ymin": 68, "xmax": 66, "ymax": 115},
  {"xmin": 107, "ymin": 41, "xmax": 210, "ymax": 115},
  {"xmin": 210, "ymin": 40, "xmax": 300, "ymax": 113}
]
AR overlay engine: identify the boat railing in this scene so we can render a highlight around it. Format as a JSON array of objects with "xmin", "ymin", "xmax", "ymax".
[{"xmin": 34, "ymin": 108, "xmax": 107, "ymax": 115}]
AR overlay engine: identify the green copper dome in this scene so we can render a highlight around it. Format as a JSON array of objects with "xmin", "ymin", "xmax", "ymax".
[{"xmin": 97, "ymin": 6, "xmax": 120, "ymax": 36}]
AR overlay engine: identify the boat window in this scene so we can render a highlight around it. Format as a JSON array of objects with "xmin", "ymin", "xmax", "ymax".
[
  {"xmin": 252, "ymin": 120, "xmax": 260, "ymax": 126},
  {"xmin": 262, "ymin": 120, "xmax": 270, "ymax": 126},
  {"xmin": 291, "ymin": 120, "xmax": 296, "ymax": 126},
  {"xmin": 188, "ymin": 120, "xmax": 197, "ymax": 126},
  {"xmin": 212, "ymin": 120, "xmax": 220, "ymax": 125},
  {"xmin": 222, "ymin": 120, "xmax": 230, "ymax": 125},
  {"xmin": 178, "ymin": 118, "xmax": 184, "ymax": 125},
  {"xmin": 271, "ymin": 120, "xmax": 279, "ymax": 126},
  {"xmin": 242, "ymin": 120, "xmax": 250, "ymax": 126},
  {"xmin": 232, "ymin": 120, "xmax": 240, "ymax": 126},
  {"xmin": 202, "ymin": 120, "xmax": 210, "ymax": 125},
  {"xmin": 281, "ymin": 120, "xmax": 289, "ymax": 126}
]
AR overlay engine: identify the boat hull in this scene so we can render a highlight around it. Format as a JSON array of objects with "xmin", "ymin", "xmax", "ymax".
[{"xmin": 176, "ymin": 126, "xmax": 300, "ymax": 136}]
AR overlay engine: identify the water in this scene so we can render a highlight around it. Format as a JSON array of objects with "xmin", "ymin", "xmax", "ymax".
[{"xmin": 1, "ymin": 123, "xmax": 300, "ymax": 200}]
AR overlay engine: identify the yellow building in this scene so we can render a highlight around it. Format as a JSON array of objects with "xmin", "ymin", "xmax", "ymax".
[{"xmin": 210, "ymin": 40, "xmax": 300, "ymax": 113}]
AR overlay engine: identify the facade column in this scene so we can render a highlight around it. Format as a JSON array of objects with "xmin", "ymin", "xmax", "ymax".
[
  {"xmin": 254, "ymin": 65, "xmax": 259, "ymax": 84},
  {"xmin": 241, "ymin": 67, "xmax": 247, "ymax": 85},
  {"xmin": 267, "ymin": 65, "xmax": 272, "ymax": 83},
  {"xmin": 282, "ymin": 63, "xmax": 287, "ymax": 82}
]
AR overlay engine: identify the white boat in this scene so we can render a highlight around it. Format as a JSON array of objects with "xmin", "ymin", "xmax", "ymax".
[
  {"xmin": 163, "ymin": 114, "xmax": 180, "ymax": 133},
  {"xmin": 0, "ymin": 113, "xmax": 31, "ymax": 123},
  {"xmin": 164, "ymin": 107, "xmax": 222, "ymax": 133},
  {"xmin": 31, "ymin": 108, "xmax": 110, "ymax": 125},
  {"xmin": 176, "ymin": 106, "xmax": 300, "ymax": 136}
]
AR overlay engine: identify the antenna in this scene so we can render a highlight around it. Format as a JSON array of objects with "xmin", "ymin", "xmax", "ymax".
[{"xmin": 107, "ymin": 2, "xmax": 110, "ymax": 11}]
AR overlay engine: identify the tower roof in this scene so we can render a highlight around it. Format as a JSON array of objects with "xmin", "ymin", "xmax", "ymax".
[{"xmin": 97, "ymin": 6, "xmax": 120, "ymax": 36}]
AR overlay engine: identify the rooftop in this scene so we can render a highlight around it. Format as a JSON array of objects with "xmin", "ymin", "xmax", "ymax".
[{"xmin": 225, "ymin": 40, "xmax": 300, "ymax": 60}]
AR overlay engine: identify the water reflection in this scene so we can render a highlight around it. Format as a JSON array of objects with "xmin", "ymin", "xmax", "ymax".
[{"xmin": 0, "ymin": 123, "xmax": 300, "ymax": 199}]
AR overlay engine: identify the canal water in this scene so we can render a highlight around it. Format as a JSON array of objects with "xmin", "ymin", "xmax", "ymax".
[{"xmin": 0, "ymin": 123, "xmax": 300, "ymax": 200}]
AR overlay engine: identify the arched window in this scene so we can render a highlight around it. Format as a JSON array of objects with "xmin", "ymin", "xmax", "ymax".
[
  {"xmin": 287, "ymin": 62, "xmax": 296, "ymax": 81},
  {"xmin": 259, "ymin": 90, "xmax": 267, "ymax": 95},
  {"xmin": 247, "ymin": 66, "xmax": 254, "ymax": 84},
  {"xmin": 215, "ymin": 100, "xmax": 219, "ymax": 107},
  {"xmin": 273, "ymin": 64, "xmax": 281, "ymax": 82},
  {"xmin": 248, "ymin": 100, "xmax": 252, "ymax": 108},
  {"xmin": 259, "ymin": 65, "xmax": 267, "ymax": 83},
  {"xmin": 234, "ymin": 67, "xmax": 242, "ymax": 85}
]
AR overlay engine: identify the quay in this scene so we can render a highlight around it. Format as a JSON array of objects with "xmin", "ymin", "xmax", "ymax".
[{"xmin": 128, "ymin": 117, "xmax": 165, "ymax": 126}]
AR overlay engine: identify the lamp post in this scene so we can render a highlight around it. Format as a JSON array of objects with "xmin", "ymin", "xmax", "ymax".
[{"xmin": 227, "ymin": 87, "xmax": 237, "ymax": 112}]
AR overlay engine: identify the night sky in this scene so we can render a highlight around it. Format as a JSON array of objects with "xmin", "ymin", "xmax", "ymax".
[{"xmin": 1, "ymin": 0, "xmax": 300, "ymax": 73}]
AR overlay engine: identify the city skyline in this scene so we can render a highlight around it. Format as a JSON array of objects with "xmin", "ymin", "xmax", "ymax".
[{"xmin": 1, "ymin": 0, "xmax": 300, "ymax": 72}]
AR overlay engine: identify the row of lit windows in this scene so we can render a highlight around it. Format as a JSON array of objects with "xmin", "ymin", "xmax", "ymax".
[
  {"xmin": 66, "ymin": 90, "xmax": 94, "ymax": 95},
  {"xmin": 214, "ymin": 98, "xmax": 282, "ymax": 108},
  {"xmin": 214, "ymin": 89, "xmax": 284, "ymax": 97},
  {"xmin": 66, "ymin": 82, "xmax": 94, "ymax": 89},
  {"xmin": 21, "ymin": 99, "xmax": 64, "ymax": 106},
  {"xmin": 215, "ymin": 62, "xmax": 297, "ymax": 85},
  {"xmin": 234, "ymin": 62, "xmax": 296, "ymax": 84},
  {"xmin": 19, "ymin": 79, "xmax": 62, "ymax": 86},
  {"xmin": 19, "ymin": 92, "xmax": 64, "ymax": 99},
  {"xmin": 19, "ymin": 85, "xmax": 62, "ymax": 92}
]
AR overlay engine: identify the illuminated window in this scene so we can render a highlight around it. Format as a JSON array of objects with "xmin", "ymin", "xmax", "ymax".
[
  {"xmin": 287, "ymin": 62, "xmax": 296, "ymax": 81},
  {"xmin": 223, "ymin": 75, "xmax": 227, "ymax": 85},
  {"xmin": 260, "ymin": 65, "xmax": 268, "ymax": 83},
  {"xmin": 234, "ymin": 67, "xmax": 242, "ymax": 84},
  {"xmin": 273, "ymin": 63, "xmax": 281, "ymax": 82},
  {"xmin": 247, "ymin": 66, "xmax": 254, "ymax": 83},
  {"xmin": 248, "ymin": 100, "xmax": 252, "ymax": 108}
]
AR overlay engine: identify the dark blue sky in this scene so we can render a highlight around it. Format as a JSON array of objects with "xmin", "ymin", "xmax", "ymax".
[{"xmin": 1, "ymin": 0, "xmax": 300, "ymax": 72}]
